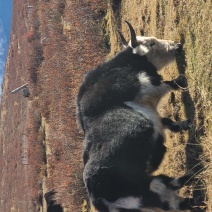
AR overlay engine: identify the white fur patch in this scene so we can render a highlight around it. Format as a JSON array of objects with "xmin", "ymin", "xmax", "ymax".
[
  {"xmin": 150, "ymin": 178, "xmax": 181, "ymax": 210},
  {"xmin": 150, "ymin": 179, "xmax": 166, "ymax": 195},
  {"xmin": 138, "ymin": 72, "xmax": 150, "ymax": 84},
  {"xmin": 124, "ymin": 101, "xmax": 163, "ymax": 139},
  {"xmin": 133, "ymin": 45, "xmax": 149, "ymax": 56},
  {"xmin": 103, "ymin": 196, "xmax": 142, "ymax": 210},
  {"xmin": 138, "ymin": 72, "xmax": 171, "ymax": 101},
  {"xmin": 124, "ymin": 73, "xmax": 173, "ymax": 139}
]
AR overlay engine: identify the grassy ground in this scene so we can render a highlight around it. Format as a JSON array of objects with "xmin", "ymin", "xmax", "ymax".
[{"xmin": 91, "ymin": 0, "xmax": 211, "ymax": 211}]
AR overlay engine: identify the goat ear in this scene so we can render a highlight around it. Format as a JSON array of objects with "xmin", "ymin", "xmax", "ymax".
[
  {"xmin": 117, "ymin": 30, "xmax": 128, "ymax": 49},
  {"xmin": 125, "ymin": 21, "xmax": 138, "ymax": 48}
]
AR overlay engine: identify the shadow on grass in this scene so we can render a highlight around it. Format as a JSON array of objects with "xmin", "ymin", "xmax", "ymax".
[{"xmin": 176, "ymin": 33, "xmax": 206, "ymax": 211}]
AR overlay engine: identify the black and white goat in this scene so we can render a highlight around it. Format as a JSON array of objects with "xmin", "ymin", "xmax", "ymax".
[{"xmin": 77, "ymin": 21, "xmax": 193, "ymax": 211}]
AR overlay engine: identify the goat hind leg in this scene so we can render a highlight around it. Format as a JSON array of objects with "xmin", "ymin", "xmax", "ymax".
[{"xmin": 161, "ymin": 117, "xmax": 190, "ymax": 132}]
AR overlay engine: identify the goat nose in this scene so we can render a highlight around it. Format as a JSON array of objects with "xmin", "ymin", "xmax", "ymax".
[{"xmin": 175, "ymin": 43, "xmax": 183, "ymax": 54}]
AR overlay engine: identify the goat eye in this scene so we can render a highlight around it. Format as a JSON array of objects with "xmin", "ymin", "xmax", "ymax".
[{"xmin": 150, "ymin": 41, "xmax": 155, "ymax": 47}]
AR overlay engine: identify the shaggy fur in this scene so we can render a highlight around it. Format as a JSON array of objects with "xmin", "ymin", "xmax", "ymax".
[{"xmin": 77, "ymin": 22, "xmax": 193, "ymax": 211}]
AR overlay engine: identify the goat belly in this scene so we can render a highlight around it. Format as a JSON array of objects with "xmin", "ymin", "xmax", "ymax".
[{"xmin": 83, "ymin": 106, "xmax": 158, "ymax": 201}]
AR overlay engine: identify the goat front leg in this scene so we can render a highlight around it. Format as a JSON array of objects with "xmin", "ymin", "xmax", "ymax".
[
  {"xmin": 163, "ymin": 75, "xmax": 187, "ymax": 90},
  {"xmin": 155, "ymin": 75, "xmax": 187, "ymax": 100},
  {"xmin": 161, "ymin": 117, "xmax": 190, "ymax": 132}
]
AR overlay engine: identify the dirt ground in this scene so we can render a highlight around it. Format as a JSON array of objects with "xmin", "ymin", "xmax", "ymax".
[{"xmin": 0, "ymin": 0, "xmax": 211, "ymax": 212}]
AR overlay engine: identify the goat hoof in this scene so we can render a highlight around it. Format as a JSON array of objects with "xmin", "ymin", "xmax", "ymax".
[
  {"xmin": 175, "ymin": 43, "xmax": 183, "ymax": 55},
  {"xmin": 181, "ymin": 118, "xmax": 191, "ymax": 130},
  {"xmin": 193, "ymin": 196, "xmax": 207, "ymax": 209},
  {"xmin": 184, "ymin": 171, "xmax": 194, "ymax": 178},
  {"xmin": 175, "ymin": 75, "xmax": 187, "ymax": 88}
]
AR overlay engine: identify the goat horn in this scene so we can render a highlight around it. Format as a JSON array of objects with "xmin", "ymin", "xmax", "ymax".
[
  {"xmin": 117, "ymin": 30, "xmax": 128, "ymax": 48},
  {"xmin": 125, "ymin": 21, "xmax": 138, "ymax": 48}
]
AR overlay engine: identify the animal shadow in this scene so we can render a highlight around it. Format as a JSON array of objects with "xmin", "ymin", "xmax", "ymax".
[{"xmin": 175, "ymin": 33, "xmax": 206, "ymax": 211}]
